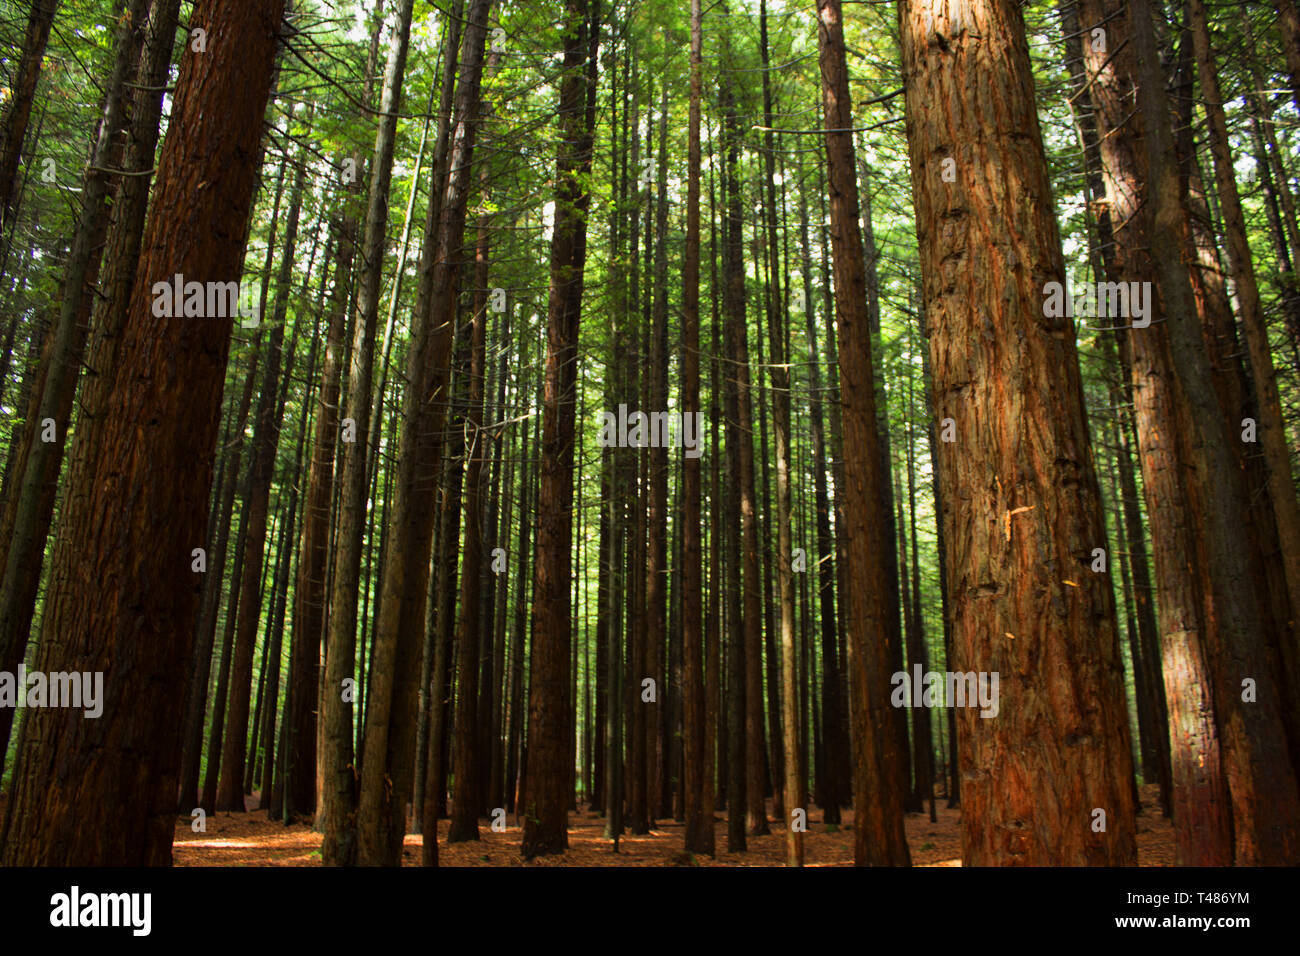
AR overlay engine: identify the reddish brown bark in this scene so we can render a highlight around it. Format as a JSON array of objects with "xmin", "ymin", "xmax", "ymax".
[
  {"xmin": 899, "ymin": 0, "xmax": 1137, "ymax": 865},
  {"xmin": 0, "ymin": 0, "xmax": 285, "ymax": 866},
  {"xmin": 1075, "ymin": 0, "xmax": 1230, "ymax": 864}
]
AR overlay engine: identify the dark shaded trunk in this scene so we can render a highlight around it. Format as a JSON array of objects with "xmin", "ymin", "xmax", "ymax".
[
  {"xmin": 0, "ymin": 0, "xmax": 285, "ymax": 866},
  {"xmin": 818, "ymin": 0, "xmax": 911, "ymax": 866}
]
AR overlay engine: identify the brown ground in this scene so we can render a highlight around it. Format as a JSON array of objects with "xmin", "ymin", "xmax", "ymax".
[{"xmin": 171, "ymin": 783, "xmax": 1177, "ymax": 866}]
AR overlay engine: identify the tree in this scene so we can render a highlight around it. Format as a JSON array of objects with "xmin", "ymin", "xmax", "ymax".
[
  {"xmin": 0, "ymin": 0, "xmax": 286, "ymax": 866},
  {"xmin": 0, "ymin": 0, "xmax": 60, "ymax": 231},
  {"xmin": 521, "ymin": 0, "xmax": 599, "ymax": 859},
  {"xmin": 1129, "ymin": 0, "xmax": 1300, "ymax": 864},
  {"xmin": 319, "ymin": 0, "xmax": 419, "ymax": 865},
  {"xmin": 1071, "ymin": 0, "xmax": 1229, "ymax": 863},
  {"xmin": 898, "ymin": 0, "xmax": 1137, "ymax": 865},
  {"xmin": 818, "ymin": 0, "xmax": 911, "ymax": 866},
  {"xmin": 358, "ymin": 0, "xmax": 492, "ymax": 868}
]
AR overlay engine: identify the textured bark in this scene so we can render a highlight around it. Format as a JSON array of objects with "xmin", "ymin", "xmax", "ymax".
[
  {"xmin": 0, "ymin": 0, "xmax": 151, "ymax": 777},
  {"xmin": 899, "ymin": 0, "xmax": 1137, "ymax": 865},
  {"xmin": 1131, "ymin": 0, "xmax": 1300, "ymax": 864},
  {"xmin": 818, "ymin": 0, "xmax": 911, "ymax": 866},
  {"xmin": 1237, "ymin": 35, "xmax": 1300, "ymax": 753},
  {"xmin": 79, "ymin": 0, "xmax": 184, "ymax": 469},
  {"xmin": 1189, "ymin": 0, "xmax": 1300, "ymax": 669},
  {"xmin": 0, "ymin": 0, "xmax": 284, "ymax": 866},
  {"xmin": 1073, "ymin": 0, "xmax": 1225, "ymax": 861},
  {"xmin": 83, "ymin": 0, "xmax": 186, "ymax": 803}
]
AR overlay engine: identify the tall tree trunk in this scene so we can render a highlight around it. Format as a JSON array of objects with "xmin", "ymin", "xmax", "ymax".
[
  {"xmin": 287, "ymin": 208, "xmax": 354, "ymax": 818},
  {"xmin": 359, "ymin": 0, "xmax": 492, "ymax": 869},
  {"xmin": 904, "ymin": 361, "xmax": 937, "ymax": 823},
  {"xmin": 757, "ymin": 0, "xmax": 802, "ymax": 866},
  {"xmin": 898, "ymin": 0, "xmax": 1137, "ymax": 864},
  {"xmin": 859, "ymin": 152, "xmax": 912, "ymax": 806},
  {"xmin": 320, "ymin": 0, "xmax": 419, "ymax": 865},
  {"xmin": 644, "ymin": 85, "xmax": 670, "ymax": 830},
  {"xmin": 818, "ymin": 0, "xmax": 911, "ymax": 866},
  {"xmin": 0, "ymin": 0, "xmax": 152, "ymax": 777},
  {"xmin": 797, "ymin": 155, "xmax": 844, "ymax": 825},
  {"xmin": 0, "ymin": 0, "xmax": 285, "ymax": 866},
  {"xmin": 215, "ymin": 135, "xmax": 306, "ymax": 811},
  {"xmin": 1131, "ymin": 0, "xmax": 1300, "ymax": 864},
  {"xmin": 1187, "ymin": 0, "xmax": 1300, "ymax": 710},
  {"xmin": 1072, "ymin": 0, "xmax": 1226, "ymax": 859},
  {"xmin": 448, "ymin": 192, "xmax": 494, "ymax": 844},
  {"xmin": 717, "ymin": 24, "xmax": 768, "ymax": 839},
  {"xmin": 521, "ymin": 0, "xmax": 599, "ymax": 858}
]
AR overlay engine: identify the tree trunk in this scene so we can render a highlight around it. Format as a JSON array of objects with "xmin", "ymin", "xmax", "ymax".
[
  {"xmin": 898, "ymin": 0, "xmax": 1137, "ymax": 865},
  {"xmin": 448, "ymin": 195, "xmax": 494, "ymax": 844},
  {"xmin": 215, "ymin": 137, "xmax": 306, "ymax": 812},
  {"xmin": 818, "ymin": 0, "xmax": 912, "ymax": 866},
  {"xmin": 521, "ymin": 0, "xmax": 599, "ymax": 858},
  {"xmin": 319, "ymin": 0, "xmax": 419, "ymax": 865},
  {"xmin": 0, "ymin": 0, "xmax": 60, "ymax": 230},
  {"xmin": 0, "ymin": 0, "xmax": 152, "ymax": 778},
  {"xmin": 0, "ymin": 0, "xmax": 285, "ymax": 866},
  {"xmin": 1131, "ymin": 0, "xmax": 1300, "ymax": 864}
]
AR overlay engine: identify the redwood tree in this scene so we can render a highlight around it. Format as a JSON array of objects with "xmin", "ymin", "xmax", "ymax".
[
  {"xmin": 521, "ymin": 0, "xmax": 599, "ymax": 858},
  {"xmin": 0, "ymin": 0, "xmax": 286, "ymax": 866},
  {"xmin": 898, "ymin": 0, "xmax": 1137, "ymax": 865},
  {"xmin": 817, "ymin": 0, "xmax": 911, "ymax": 866}
]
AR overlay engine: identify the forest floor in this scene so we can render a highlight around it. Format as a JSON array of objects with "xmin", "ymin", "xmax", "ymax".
[{"xmin": 168, "ymin": 784, "xmax": 1177, "ymax": 866}]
